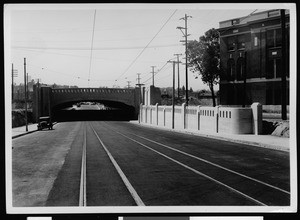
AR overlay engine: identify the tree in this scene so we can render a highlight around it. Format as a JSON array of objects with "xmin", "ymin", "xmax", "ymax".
[
  {"xmin": 187, "ymin": 28, "xmax": 221, "ymax": 106},
  {"xmin": 181, "ymin": 85, "xmax": 185, "ymax": 92}
]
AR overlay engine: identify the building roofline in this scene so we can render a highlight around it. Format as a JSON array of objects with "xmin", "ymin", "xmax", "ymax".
[
  {"xmin": 217, "ymin": 9, "xmax": 289, "ymax": 33},
  {"xmin": 219, "ymin": 9, "xmax": 279, "ymax": 24},
  {"xmin": 218, "ymin": 9, "xmax": 289, "ymax": 31}
]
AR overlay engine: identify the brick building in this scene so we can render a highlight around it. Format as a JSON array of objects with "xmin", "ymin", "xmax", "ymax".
[{"xmin": 217, "ymin": 9, "xmax": 289, "ymax": 105}]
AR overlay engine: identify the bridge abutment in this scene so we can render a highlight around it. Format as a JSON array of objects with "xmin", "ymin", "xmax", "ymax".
[{"xmin": 33, "ymin": 86, "xmax": 52, "ymax": 122}]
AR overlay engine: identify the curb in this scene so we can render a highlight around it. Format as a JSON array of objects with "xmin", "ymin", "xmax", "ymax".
[
  {"xmin": 12, "ymin": 129, "xmax": 38, "ymax": 139},
  {"xmin": 12, "ymin": 122, "xmax": 58, "ymax": 139},
  {"xmin": 131, "ymin": 121, "xmax": 289, "ymax": 152}
]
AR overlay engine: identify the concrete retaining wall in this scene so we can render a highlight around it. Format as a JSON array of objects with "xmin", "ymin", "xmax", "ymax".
[
  {"xmin": 140, "ymin": 103, "xmax": 262, "ymax": 135},
  {"xmin": 218, "ymin": 107, "xmax": 253, "ymax": 134},
  {"xmin": 263, "ymin": 105, "xmax": 290, "ymax": 113}
]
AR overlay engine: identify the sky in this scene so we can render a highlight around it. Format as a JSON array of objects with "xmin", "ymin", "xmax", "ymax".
[{"xmin": 5, "ymin": 3, "xmax": 281, "ymax": 91}]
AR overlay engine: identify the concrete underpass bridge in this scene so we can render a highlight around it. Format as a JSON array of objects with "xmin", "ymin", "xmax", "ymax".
[{"xmin": 32, "ymin": 86, "xmax": 142, "ymax": 122}]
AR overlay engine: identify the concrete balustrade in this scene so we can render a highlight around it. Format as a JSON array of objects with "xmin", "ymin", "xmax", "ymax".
[{"xmin": 140, "ymin": 103, "xmax": 263, "ymax": 135}]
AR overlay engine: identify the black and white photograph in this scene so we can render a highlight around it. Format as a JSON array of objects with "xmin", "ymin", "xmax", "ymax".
[{"xmin": 4, "ymin": 3, "xmax": 297, "ymax": 214}]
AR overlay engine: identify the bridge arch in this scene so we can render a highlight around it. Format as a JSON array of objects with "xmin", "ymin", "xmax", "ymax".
[
  {"xmin": 33, "ymin": 86, "xmax": 142, "ymax": 122},
  {"xmin": 52, "ymin": 99, "xmax": 136, "ymax": 122}
]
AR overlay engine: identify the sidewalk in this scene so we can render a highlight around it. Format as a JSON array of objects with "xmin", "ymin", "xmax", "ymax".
[
  {"xmin": 12, "ymin": 123, "xmax": 39, "ymax": 139},
  {"xmin": 132, "ymin": 121, "xmax": 290, "ymax": 152}
]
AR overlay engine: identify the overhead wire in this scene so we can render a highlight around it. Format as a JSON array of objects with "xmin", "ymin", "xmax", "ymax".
[
  {"xmin": 141, "ymin": 61, "xmax": 170, "ymax": 84},
  {"xmin": 11, "ymin": 43, "xmax": 181, "ymax": 51},
  {"xmin": 115, "ymin": 9, "xmax": 178, "ymax": 82},
  {"xmin": 14, "ymin": 47, "xmax": 167, "ymax": 64},
  {"xmin": 26, "ymin": 63, "xmax": 114, "ymax": 83},
  {"xmin": 88, "ymin": 10, "xmax": 97, "ymax": 87}
]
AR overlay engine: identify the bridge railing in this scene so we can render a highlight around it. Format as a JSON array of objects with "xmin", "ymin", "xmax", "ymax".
[
  {"xmin": 140, "ymin": 103, "xmax": 263, "ymax": 135},
  {"xmin": 52, "ymin": 88, "xmax": 133, "ymax": 94}
]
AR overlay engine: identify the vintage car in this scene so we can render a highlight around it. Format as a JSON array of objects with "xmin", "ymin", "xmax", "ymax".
[{"xmin": 37, "ymin": 116, "xmax": 53, "ymax": 130}]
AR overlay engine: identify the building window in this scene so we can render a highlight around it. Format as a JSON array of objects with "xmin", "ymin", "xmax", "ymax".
[
  {"xmin": 266, "ymin": 28, "xmax": 282, "ymax": 48},
  {"xmin": 237, "ymin": 35, "xmax": 246, "ymax": 50},
  {"xmin": 266, "ymin": 58, "xmax": 282, "ymax": 79},
  {"xmin": 266, "ymin": 28, "xmax": 283, "ymax": 79},
  {"xmin": 227, "ymin": 59, "xmax": 235, "ymax": 81},
  {"xmin": 232, "ymin": 19, "xmax": 240, "ymax": 25},
  {"xmin": 254, "ymin": 36, "xmax": 258, "ymax": 46},
  {"xmin": 236, "ymin": 57, "xmax": 244, "ymax": 80},
  {"xmin": 227, "ymin": 37, "xmax": 235, "ymax": 51}
]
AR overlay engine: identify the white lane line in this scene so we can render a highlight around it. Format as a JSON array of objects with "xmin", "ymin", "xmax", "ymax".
[
  {"xmin": 90, "ymin": 124, "xmax": 145, "ymax": 206},
  {"xmin": 109, "ymin": 128, "xmax": 267, "ymax": 206},
  {"xmin": 79, "ymin": 123, "xmax": 87, "ymax": 206},
  {"xmin": 129, "ymin": 133, "xmax": 290, "ymax": 195}
]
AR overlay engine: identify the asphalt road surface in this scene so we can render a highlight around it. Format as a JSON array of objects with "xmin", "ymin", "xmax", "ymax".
[{"xmin": 12, "ymin": 121, "xmax": 290, "ymax": 207}]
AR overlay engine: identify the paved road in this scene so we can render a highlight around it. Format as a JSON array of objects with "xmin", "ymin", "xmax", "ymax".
[{"xmin": 12, "ymin": 121, "xmax": 290, "ymax": 207}]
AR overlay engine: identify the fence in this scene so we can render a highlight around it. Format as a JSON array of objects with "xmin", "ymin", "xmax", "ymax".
[{"xmin": 139, "ymin": 103, "xmax": 262, "ymax": 135}]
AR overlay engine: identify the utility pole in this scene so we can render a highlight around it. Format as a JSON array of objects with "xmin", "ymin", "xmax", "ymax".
[
  {"xmin": 12, "ymin": 63, "xmax": 14, "ymax": 101},
  {"xmin": 37, "ymin": 78, "xmax": 40, "ymax": 120},
  {"xmin": 281, "ymin": 9, "xmax": 287, "ymax": 120},
  {"xmin": 151, "ymin": 66, "xmax": 156, "ymax": 86},
  {"xmin": 136, "ymin": 73, "xmax": 141, "ymax": 87},
  {"xmin": 24, "ymin": 58, "xmax": 28, "ymax": 132},
  {"xmin": 174, "ymin": 53, "xmax": 182, "ymax": 98},
  {"xmin": 177, "ymin": 14, "xmax": 192, "ymax": 106},
  {"xmin": 12, "ymin": 63, "xmax": 18, "ymax": 101},
  {"xmin": 136, "ymin": 73, "xmax": 145, "ymax": 107},
  {"xmin": 27, "ymin": 73, "xmax": 29, "ymax": 101},
  {"xmin": 172, "ymin": 61, "xmax": 175, "ymax": 129},
  {"xmin": 136, "ymin": 73, "xmax": 144, "ymax": 89},
  {"xmin": 168, "ymin": 59, "xmax": 181, "ymax": 129},
  {"xmin": 126, "ymin": 81, "xmax": 131, "ymax": 89},
  {"xmin": 242, "ymin": 52, "xmax": 247, "ymax": 108}
]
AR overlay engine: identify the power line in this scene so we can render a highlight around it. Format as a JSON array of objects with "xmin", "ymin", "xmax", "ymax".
[
  {"xmin": 115, "ymin": 9, "xmax": 178, "ymax": 82},
  {"xmin": 13, "ymin": 48, "xmax": 167, "ymax": 64},
  {"xmin": 26, "ymin": 64, "xmax": 114, "ymax": 83},
  {"xmin": 141, "ymin": 61, "xmax": 170, "ymax": 84},
  {"xmin": 12, "ymin": 43, "xmax": 181, "ymax": 51},
  {"xmin": 12, "ymin": 33, "xmax": 178, "ymax": 43},
  {"xmin": 88, "ymin": 10, "xmax": 97, "ymax": 87},
  {"xmin": 12, "ymin": 20, "xmax": 175, "ymax": 34}
]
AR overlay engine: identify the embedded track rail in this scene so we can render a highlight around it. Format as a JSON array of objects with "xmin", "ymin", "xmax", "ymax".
[{"xmin": 77, "ymin": 121, "xmax": 290, "ymax": 206}]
